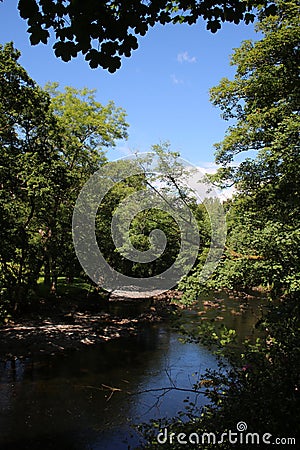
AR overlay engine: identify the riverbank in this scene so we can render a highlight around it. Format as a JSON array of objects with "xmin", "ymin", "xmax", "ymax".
[
  {"xmin": 0, "ymin": 291, "xmax": 182, "ymax": 360},
  {"xmin": 0, "ymin": 287, "xmax": 267, "ymax": 360}
]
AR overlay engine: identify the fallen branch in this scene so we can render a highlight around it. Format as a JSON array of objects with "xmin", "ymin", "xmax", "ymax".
[{"xmin": 79, "ymin": 383, "xmax": 225, "ymax": 398}]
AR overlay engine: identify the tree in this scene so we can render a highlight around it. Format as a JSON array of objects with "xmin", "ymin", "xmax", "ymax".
[
  {"xmin": 94, "ymin": 144, "xmax": 201, "ymax": 280},
  {"xmin": 207, "ymin": 0, "xmax": 300, "ymax": 294},
  {"xmin": 15, "ymin": 0, "xmax": 277, "ymax": 72},
  {"xmin": 0, "ymin": 44, "xmax": 129, "ymax": 312},
  {"xmin": 210, "ymin": 0, "xmax": 299, "ymax": 191},
  {"xmin": 0, "ymin": 43, "xmax": 61, "ymax": 310},
  {"xmin": 46, "ymin": 83, "xmax": 128, "ymax": 173},
  {"xmin": 39, "ymin": 84, "xmax": 128, "ymax": 289}
]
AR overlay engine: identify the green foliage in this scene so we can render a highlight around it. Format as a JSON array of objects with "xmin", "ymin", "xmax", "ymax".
[
  {"xmin": 95, "ymin": 170, "xmax": 149, "ymax": 277},
  {"xmin": 0, "ymin": 42, "xmax": 61, "ymax": 310},
  {"xmin": 204, "ymin": 0, "xmax": 300, "ymax": 295},
  {"xmin": 140, "ymin": 2, "xmax": 300, "ymax": 447},
  {"xmin": 45, "ymin": 83, "xmax": 128, "ymax": 168},
  {"xmin": 0, "ymin": 43, "xmax": 129, "ymax": 312},
  {"xmin": 40, "ymin": 83, "xmax": 128, "ymax": 290},
  {"xmin": 140, "ymin": 294, "xmax": 300, "ymax": 448},
  {"xmin": 95, "ymin": 143, "xmax": 209, "ymax": 279},
  {"xmin": 210, "ymin": 0, "xmax": 299, "ymax": 185},
  {"xmin": 15, "ymin": 1, "xmax": 277, "ymax": 71}
]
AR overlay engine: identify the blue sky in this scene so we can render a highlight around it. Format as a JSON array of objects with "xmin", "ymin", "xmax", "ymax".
[{"xmin": 0, "ymin": 2, "xmax": 261, "ymax": 167}]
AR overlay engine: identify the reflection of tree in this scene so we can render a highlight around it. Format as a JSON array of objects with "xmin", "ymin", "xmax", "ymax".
[
  {"xmin": 0, "ymin": 315, "xmax": 222, "ymax": 448},
  {"xmin": 0, "ymin": 325, "xmax": 176, "ymax": 446}
]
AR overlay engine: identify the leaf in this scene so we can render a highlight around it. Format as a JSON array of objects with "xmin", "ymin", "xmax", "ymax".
[
  {"xmin": 207, "ymin": 20, "xmax": 221, "ymax": 33},
  {"xmin": 29, "ymin": 27, "xmax": 49, "ymax": 45}
]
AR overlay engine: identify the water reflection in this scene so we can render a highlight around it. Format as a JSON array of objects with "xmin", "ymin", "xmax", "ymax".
[
  {"xmin": 0, "ymin": 293, "xmax": 265, "ymax": 449},
  {"xmin": 0, "ymin": 324, "xmax": 219, "ymax": 449}
]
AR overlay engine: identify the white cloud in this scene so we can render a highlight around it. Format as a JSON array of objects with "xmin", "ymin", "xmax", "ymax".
[
  {"xmin": 188, "ymin": 163, "xmax": 236, "ymax": 201},
  {"xmin": 197, "ymin": 161, "xmax": 219, "ymax": 174},
  {"xmin": 171, "ymin": 74, "xmax": 184, "ymax": 85},
  {"xmin": 177, "ymin": 51, "xmax": 196, "ymax": 63},
  {"xmin": 220, "ymin": 185, "xmax": 236, "ymax": 200}
]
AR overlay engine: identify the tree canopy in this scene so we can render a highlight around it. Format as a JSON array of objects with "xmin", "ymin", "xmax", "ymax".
[
  {"xmin": 177, "ymin": 0, "xmax": 299, "ymax": 297},
  {"xmin": 0, "ymin": 44, "xmax": 209, "ymax": 313},
  {"xmin": 206, "ymin": 0, "xmax": 300, "ymax": 294},
  {"xmin": 0, "ymin": 42, "xmax": 128, "ymax": 311},
  {"xmin": 14, "ymin": 0, "xmax": 277, "ymax": 71}
]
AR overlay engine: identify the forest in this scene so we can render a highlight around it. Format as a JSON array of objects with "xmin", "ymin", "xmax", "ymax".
[{"xmin": 0, "ymin": 0, "xmax": 299, "ymax": 448}]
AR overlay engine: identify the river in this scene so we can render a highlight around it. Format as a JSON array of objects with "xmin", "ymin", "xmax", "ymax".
[{"xmin": 0, "ymin": 292, "xmax": 265, "ymax": 449}]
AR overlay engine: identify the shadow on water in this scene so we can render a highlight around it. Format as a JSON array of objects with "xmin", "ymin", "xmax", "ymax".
[{"xmin": 0, "ymin": 292, "xmax": 266, "ymax": 449}]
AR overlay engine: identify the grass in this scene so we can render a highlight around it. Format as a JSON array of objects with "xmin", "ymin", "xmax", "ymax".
[{"xmin": 36, "ymin": 276, "xmax": 94, "ymax": 300}]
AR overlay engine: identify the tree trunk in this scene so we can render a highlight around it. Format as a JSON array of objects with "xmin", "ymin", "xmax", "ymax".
[{"xmin": 44, "ymin": 255, "xmax": 51, "ymax": 285}]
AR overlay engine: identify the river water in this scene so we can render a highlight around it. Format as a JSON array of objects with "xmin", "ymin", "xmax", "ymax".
[{"xmin": 0, "ymin": 293, "xmax": 265, "ymax": 449}]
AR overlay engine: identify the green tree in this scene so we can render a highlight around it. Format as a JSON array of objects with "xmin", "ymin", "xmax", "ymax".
[
  {"xmin": 94, "ymin": 145, "xmax": 191, "ymax": 279},
  {"xmin": 0, "ymin": 44, "xmax": 130, "ymax": 313},
  {"xmin": 46, "ymin": 83, "xmax": 128, "ymax": 173},
  {"xmin": 0, "ymin": 42, "xmax": 61, "ymax": 310},
  {"xmin": 41, "ymin": 83, "xmax": 128, "ymax": 289},
  {"xmin": 208, "ymin": 0, "xmax": 300, "ymax": 294},
  {"xmin": 15, "ymin": 0, "xmax": 277, "ymax": 71}
]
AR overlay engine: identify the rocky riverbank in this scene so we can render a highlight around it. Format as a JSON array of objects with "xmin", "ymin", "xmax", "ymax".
[{"xmin": 0, "ymin": 291, "xmax": 182, "ymax": 360}]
